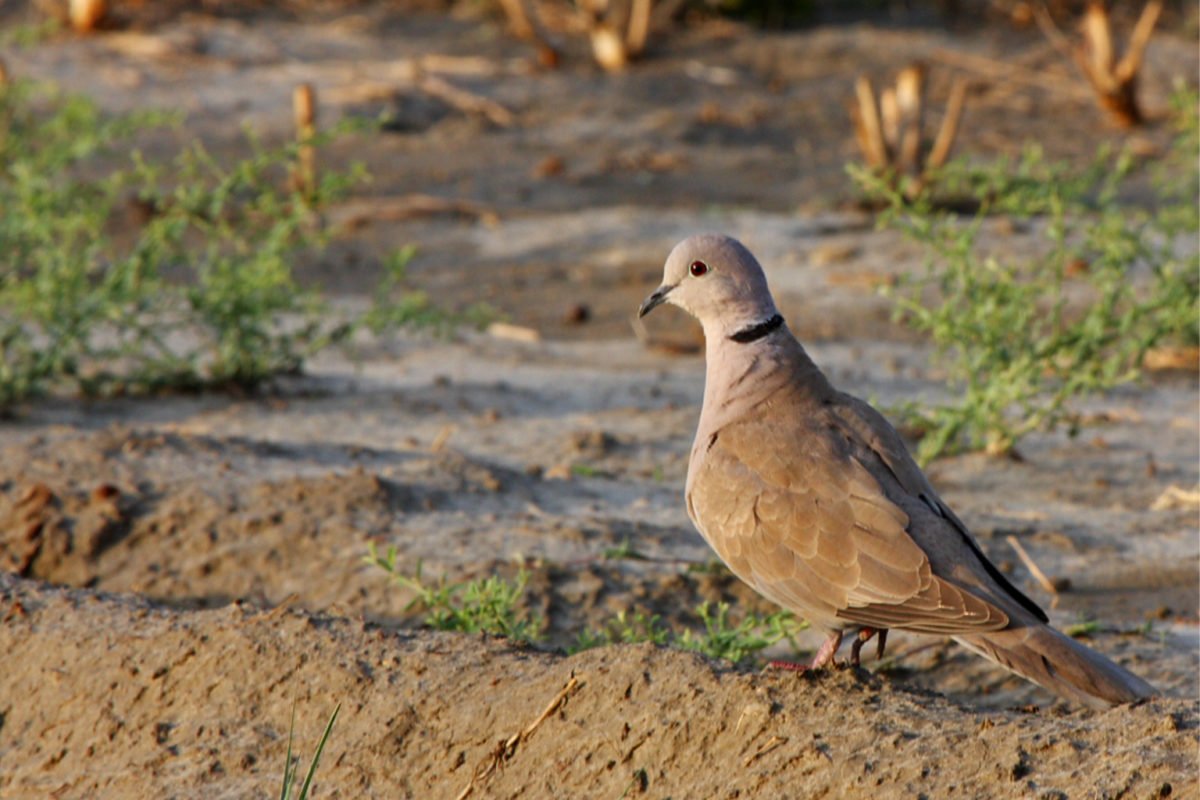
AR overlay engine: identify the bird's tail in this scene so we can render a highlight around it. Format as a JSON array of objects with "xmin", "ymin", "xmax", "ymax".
[{"xmin": 955, "ymin": 624, "xmax": 1157, "ymax": 709}]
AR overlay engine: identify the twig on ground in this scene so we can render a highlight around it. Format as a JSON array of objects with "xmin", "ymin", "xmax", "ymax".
[
  {"xmin": 744, "ymin": 735, "xmax": 789, "ymax": 767},
  {"xmin": 418, "ymin": 74, "xmax": 514, "ymax": 127},
  {"xmin": 1005, "ymin": 535, "xmax": 1062, "ymax": 607},
  {"xmin": 456, "ymin": 674, "xmax": 582, "ymax": 800}
]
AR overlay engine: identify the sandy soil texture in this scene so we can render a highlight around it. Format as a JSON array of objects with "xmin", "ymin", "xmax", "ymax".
[{"xmin": 0, "ymin": 3, "xmax": 1197, "ymax": 798}]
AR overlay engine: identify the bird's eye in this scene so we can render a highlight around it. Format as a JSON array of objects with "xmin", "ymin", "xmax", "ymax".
[{"xmin": 689, "ymin": 260, "xmax": 708, "ymax": 277}]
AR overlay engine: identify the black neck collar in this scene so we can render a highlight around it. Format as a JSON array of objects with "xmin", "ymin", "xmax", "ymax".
[{"xmin": 728, "ymin": 313, "xmax": 784, "ymax": 344}]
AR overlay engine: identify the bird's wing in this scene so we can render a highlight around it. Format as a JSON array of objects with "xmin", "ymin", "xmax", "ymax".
[
  {"xmin": 687, "ymin": 409, "xmax": 1009, "ymax": 634},
  {"xmin": 828, "ymin": 394, "xmax": 1049, "ymax": 624}
]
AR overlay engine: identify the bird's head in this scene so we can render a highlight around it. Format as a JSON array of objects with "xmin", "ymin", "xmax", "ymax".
[{"xmin": 638, "ymin": 234, "xmax": 780, "ymax": 339}]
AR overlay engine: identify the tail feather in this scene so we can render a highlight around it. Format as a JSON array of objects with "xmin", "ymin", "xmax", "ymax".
[{"xmin": 955, "ymin": 624, "xmax": 1157, "ymax": 709}]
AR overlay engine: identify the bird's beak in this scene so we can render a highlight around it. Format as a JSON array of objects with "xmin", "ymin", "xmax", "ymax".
[{"xmin": 638, "ymin": 285, "xmax": 673, "ymax": 318}]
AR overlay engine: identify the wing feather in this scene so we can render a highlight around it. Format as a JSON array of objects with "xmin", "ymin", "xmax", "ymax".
[{"xmin": 687, "ymin": 411, "xmax": 1009, "ymax": 635}]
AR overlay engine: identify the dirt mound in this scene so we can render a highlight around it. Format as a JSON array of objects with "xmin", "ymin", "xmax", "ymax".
[{"xmin": 0, "ymin": 575, "xmax": 1193, "ymax": 799}]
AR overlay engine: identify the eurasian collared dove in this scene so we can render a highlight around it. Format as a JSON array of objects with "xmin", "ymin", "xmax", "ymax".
[{"xmin": 639, "ymin": 233, "xmax": 1156, "ymax": 709}]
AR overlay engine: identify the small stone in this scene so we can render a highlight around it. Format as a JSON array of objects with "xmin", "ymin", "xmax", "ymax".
[{"xmin": 563, "ymin": 303, "xmax": 591, "ymax": 324}]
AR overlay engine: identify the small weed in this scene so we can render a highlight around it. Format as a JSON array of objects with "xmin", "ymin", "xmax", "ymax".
[
  {"xmin": 0, "ymin": 19, "xmax": 60, "ymax": 48},
  {"xmin": 279, "ymin": 703, "xmax": 340, "ymax": 800},
  {"xmin": 364, "ymin": 245, "xmax": 495, "ymax": 335},
  {"xmin": 1064, "ymin": 619, "xmax": 1101, "ymax": 639},
  {"xmin": 369, "ymin": 545, "xmax": 808, "ymax": 666},
  {"xmin": 676, "ymin": 601, "xmax": 805, "ymax": 665},
  {"xmin": 602, "ymin": 539, "xmax": 650, "ymax": 561},
  {"xmin": 851, "ymin": 87, "xmax": 1198, "ymax": 462},
  {"xmin": 366, "ymin": 545, "xmax": 544, "ymax": 645},
  {"xmin": 574, "ymin": 600, "xmax": 807, "ymax": 667},
  {"xmin": 685, "ymin": 558, "xmax": 732, "ymax": 576},
  {"xmin": 570, "ymin": 463, "xmax": 609, "ymax": 478},
  {"xmin": 572, "ymin": 609, "xmax": 672, "ymax": 652}
]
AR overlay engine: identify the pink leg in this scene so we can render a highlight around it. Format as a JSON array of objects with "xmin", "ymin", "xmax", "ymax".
[
  {"xmin": 768, "ymin": 630, "xmax": 845, "ymax": 672},
  {"xmin": 808, "ymin": 630, "xmax": 843, "ymax": 669}
]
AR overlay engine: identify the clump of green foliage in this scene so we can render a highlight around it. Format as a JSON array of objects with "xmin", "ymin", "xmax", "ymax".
[
  {"xmin": 367, "ymin": 546, "xmax": 808, "ymax": 666},
  {"xmin": 852, "ymin": 87, "xmax": 1198, "ymax": 463},
  {"xmin": 366, "ymin": 546, "xmax": 546, "ymax": 645},
  {"xmin": 0, "ymin": 80, "xmax": 476, "ymax": 408},
  {"xmin": 279, "ymin": 703, "xmax": 340, "ymax": 800},
  {"xmin": 574, "ymin": 601, "xmax": 805, "ymax": 666}
]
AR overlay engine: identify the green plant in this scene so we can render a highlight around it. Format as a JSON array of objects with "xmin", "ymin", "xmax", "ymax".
[
  {"xmin": 1063, "ymin": 619, "xmax": 1101, "ymax": 638},
  {"xmin": 0, "ymin": 80, "xmax": 473, "ymax": 407},
  {"xmin": 574, "ymin": 600, "xmax": 807, "ymax": 666},
  {"xmin": 851, "ymin": 89, "xmax": 1198, "ymax": 462},
  {"xmin": 364, "ymin": 245, "xmax": 495, "ymax": 335},
  {"xmin": 572, "ymin": 609, "xmax": 672, "ymax": 651},
  {"xmin": 601, "ymin": 538, "xmax": 650, "ymax": 561},
  {"xmin": 366, "ymin": 545, "xmax": 545, "ymax": 645},
  {"xmin": 676, "ymin": 601, "xmax": 804, "ymax": 664},
  {"xmin": 280, "ymin": 703, "xmax": 340, "ymax": 800}
]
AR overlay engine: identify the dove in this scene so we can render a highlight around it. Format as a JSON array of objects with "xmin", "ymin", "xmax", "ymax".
[{"xmin": 638, "ymin": 233, "xmax": 1157, "ymax": 708}]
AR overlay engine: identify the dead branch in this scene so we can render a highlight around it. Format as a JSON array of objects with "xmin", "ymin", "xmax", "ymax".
[
  {"xmin": 494, "ymin": 0, "xmax": 563, "ymax": 68},
  {"xmin": 496, "ymin": 0, "xmax": 656, "ymax": 71},
  {"xmin": 852, "ymin": 76, "xmax": 889, "ymax": 170},
  {"xmin": 926, "ymin": 77, "xmax": 968, "ymax": 170},
  {"xmin": 291, "ymin": 83, "xmax": 317, "ymax": 199},
  {"xmin": 418, "ymin": 74, "xmax": 514, "ymax": 127},
  {"xmin": 626, "ymin": 0, "xmax": 653, "ymax": 56},
  {"xmin": 69, "ymin": 0, "xmax": 106, "ymax": 32},
  {"xmin": 496, "ymin": 0, "xmax": 538, "ymax": 39},
  {"xmin": 1034, "ymin": 0, "xmax": 1162, "ymax": 127},
  {"xmin": 894, "ymin": 64, "xmax": 926, "ymax": 175},
  {"xmin": 590, "ymin": 22, "xmax": 630, "ymax": 72},
  {"xmin": 851, "ymin": 65, "xmax": 968, "ymax": 199}
]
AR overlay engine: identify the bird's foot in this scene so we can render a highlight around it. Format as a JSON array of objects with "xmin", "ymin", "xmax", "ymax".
[
  {"xmin": 809, "ymin": 630, "xmax": 843, "ymax": 669},
  {"xmin": 849, "ymin": 628, "xmax": 889, "ymax": 667},
  {"xmin": 769, "ymin": 631, "xmax": 851, "ymax": 672}
]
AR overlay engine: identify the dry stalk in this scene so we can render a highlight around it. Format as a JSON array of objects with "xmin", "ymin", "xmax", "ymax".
[
  {"xmin": 291, "ymin": 83, "xmax": 317, "ymax": 199},
  {"xmin": 495, "ymin": 0, "xmax": 562, "ymax": 67},
  {"xmin": 1033, "ymin": 0, "xmax": 1162, "ymax": 127},
  {"xmin": 626, "ymin": 0, "xmax": 653, "ymax": 56},
  {"xmin": 851, "ymin": 64, "xmax": 968, "ymax": 199},
  {"xmin": 455, "ymin": 674, "xmax": 581, "ymax": 800},
  {"xmin": 496, "ymin": 0, "xmax": 656, "ymax": 71},
  {"xmin": 69, "ymin": 0, "xmax": 106, "ymax": 32}
]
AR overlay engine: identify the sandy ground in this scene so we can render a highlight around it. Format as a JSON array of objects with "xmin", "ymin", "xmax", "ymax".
[{"xmin": 0, "ymin": 3, "xmax": 1198, "ymax": 798}]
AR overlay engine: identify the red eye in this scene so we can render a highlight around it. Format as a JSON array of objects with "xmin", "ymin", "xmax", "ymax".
[{"xmin": 689, "ymin": 260, "xmax": 708, "ymax": 277}]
